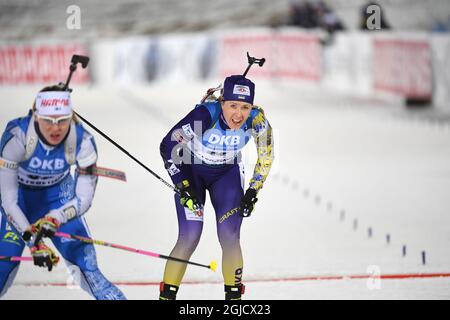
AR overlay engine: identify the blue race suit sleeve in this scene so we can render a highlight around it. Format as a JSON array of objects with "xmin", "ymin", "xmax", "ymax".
[{"xmin": 160, "ymin": 104, "xmax": 212, "ymax": 186}]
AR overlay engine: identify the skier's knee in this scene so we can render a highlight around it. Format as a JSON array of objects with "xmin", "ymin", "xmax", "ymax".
[
  {"xmin": 0, "ymin": 263, "xmax": 20, "ymax": 297},
  {"xmin": 218, "ymin": 230, "xmax": 240, "ymax": 249},
  {"xmin": 177, "ymin": 232, "xmax": 201, "ymax": 253}
]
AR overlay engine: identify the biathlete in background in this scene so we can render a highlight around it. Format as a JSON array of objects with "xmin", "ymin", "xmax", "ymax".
[{"xmin": 0, "ymin": 85, "xmax": 126, "ymax": 300}]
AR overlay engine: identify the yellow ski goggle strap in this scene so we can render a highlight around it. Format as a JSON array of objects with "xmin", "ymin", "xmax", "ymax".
[{"xmin": 0, "ymin": 157, "xmax": 18, "ymax": 170}]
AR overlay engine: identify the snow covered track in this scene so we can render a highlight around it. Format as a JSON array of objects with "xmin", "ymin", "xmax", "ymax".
[
  {"xmin": 1, "ymin": 83, "xmax": 449, "ymax": 299},
  {"xmin": 14, "ymin": 272, "xmax": 450, "ymax": 287}
]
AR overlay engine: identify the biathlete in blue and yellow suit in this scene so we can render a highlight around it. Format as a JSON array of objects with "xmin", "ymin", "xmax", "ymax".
[
  {"xmin": 0, "ymin": 85, "xmax": 126, "ymax": 300},
  {"xmin": 159, "ymin": 75, "xmax": 274, "ymax": 300}
]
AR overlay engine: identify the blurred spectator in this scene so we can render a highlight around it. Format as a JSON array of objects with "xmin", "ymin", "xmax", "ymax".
[
  {"xmin": 432, "ymin": 21, "xmax": 447, "ymax": 32},
  {"xmin": 432, "ymin": 15, "xmax": 450, "ymax": 32},
  {"xmin": 315, "ymin": 1, "xmax": 345, "ymax": 34},
  {"xmin": 360, "ymin": 1, "xmax": 391, "ymax": 30},
  {"xmin": 288, "ymin": 0, "xmax": 344, "ymax": 34},
  {"xmin": 289, "ymin": 0, "xmax": 318, "ymax": 29}
]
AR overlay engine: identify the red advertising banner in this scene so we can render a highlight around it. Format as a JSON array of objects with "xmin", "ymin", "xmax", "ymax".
[
  {"xmin": 219, "ymin": 34, "xmax": 273, "ymax": 78},
  {"xmin": 218, "ymin": 32, "xmax": 322, "ymax": 81},
  {"xmin": 0, "ymin": 43, "xmax": 90, "ymax": 85},
  {"xmin": 273, "ymin": 33, "xmax": 321, "ymax": 81},
  {"xmin": 373, "ymin": 39, "xmax": 432, "ymax": 99}
]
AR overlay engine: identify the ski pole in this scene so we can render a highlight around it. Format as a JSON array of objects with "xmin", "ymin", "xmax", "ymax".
[
  {"xmin": 0, "ymin": 256, "xmax": 33, "ymax": 262},
  {"xmin": 55, "ymin": 232, "xmax": 217, "ymax": 272},
  {"xmin": 60, "ymin": 54, "xmax": 180, "ymax": 195},
  {"xmin": 73, "ymin": 111, "xmax": 180, "ymax": 195}
]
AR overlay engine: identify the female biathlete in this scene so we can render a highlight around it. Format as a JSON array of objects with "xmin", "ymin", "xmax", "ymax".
[
  {"xmin": 159, "ymin": 75, "xmax": 274, "ymax": 300},
  {"xmin": 0, "ymin": 85, "xmax": 126, "ymax": 300}
]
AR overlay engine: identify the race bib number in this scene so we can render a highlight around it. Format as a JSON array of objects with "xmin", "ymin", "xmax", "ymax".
[{"xmin": 184, "ymin": 208, "xmax": 204, "ymax": 222}]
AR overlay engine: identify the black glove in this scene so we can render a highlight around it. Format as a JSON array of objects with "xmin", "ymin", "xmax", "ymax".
[
  {"xmin": 177, "ymin": 180, "xmax": 201, "ymax": 211},
  {"xmin": 30, "ymin": 242, "xmax": 60, "ymax": 272},
  {"xmin": 240, "ymin": 188, "xmax": 258, "ymax": 217},
  {"xmin": 31, "ymin": 216, "xmax": 60, "ymax": 238}
]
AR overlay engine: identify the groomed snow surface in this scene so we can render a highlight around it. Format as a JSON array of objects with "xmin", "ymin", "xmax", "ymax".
[{"xmin": 1, "ymin": 81, "xmax": 449, "ymax": 299}]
